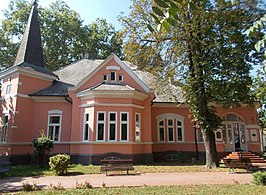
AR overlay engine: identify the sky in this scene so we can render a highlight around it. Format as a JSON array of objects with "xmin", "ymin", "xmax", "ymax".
[{"xmin": 0, "ymin": 0, "xmax": 131, "ymax": 30}]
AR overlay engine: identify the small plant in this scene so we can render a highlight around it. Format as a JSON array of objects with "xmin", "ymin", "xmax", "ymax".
[
  {"xmin": 102, "ymin": 182, "xmax": 106, "ymax": 188},
  {"xmin": 76, "ymin": 180, "xmax": 93, "ymax": 189},
  {"xmin": 49, "ymin": 182, "xmax": 65, "ymax": 190},
  {"xmin": 22, "ymin": 182, "xmax": 39, "ymax": 191},
  {"xmin": 49, "ymin": 154, "xmax": 70, "ymax": 175},
  {"xmin": 253, "ymin": 171, "xmax": 266, "ymax": 185},
  {"xmin": 32, "ymin": 130, "xmax": 53, "ymax": 167}
]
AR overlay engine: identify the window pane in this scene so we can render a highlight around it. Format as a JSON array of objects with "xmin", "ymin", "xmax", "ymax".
[
  {"xmin": 54, "ymin": 126, "xmax": 59, "ymax": 141},
  {"xmin": 136, "ymin": 114, "xmax": 140, "ymax": 122},
  {"xmin": 177, "ymin": 121, "xmax": 182, "ymax": 126},
  {"xmin": 3, "ymin": 115, "xmax": 8, "ymax": 124},
  {"xmin": 50, "ymin": 116, "xmax": 60, "ymax": 123},
  {"xmin": 1, "ymin": 125, "xmax": 7, "ymax": 142},
  {"xmin": 85, "ymin": 114, "xmax": 89, "ymax": 122},
  {"xmin": 121, "ymin": 124, "xmax": 127, "ymax": 140},
  {"xmin": 109, "ymin": 124, "xmax": 116, "ymax": 140},
  {"xmin": 168, "ymin": 119, "xmax": 173, "ymax": 126},
  {"xmin": 168, "ymin": 127, "xmax": 174, "ymax": 141},
  {"xmin": 118, "ymin": 75, "xmax": 123, "ymax": 81},
  {"xmin": 103, "ymin": 74, "xmax": 107, "ymax": 81},
  {"xmin": 121, "ymin": 113, "xmax": 127, "ymax": 121},
  {"xmin": 177, "ymin": 127, "xmax": 182, "ymax": 141},
  {"xmin": 159, "ymin": 127, "xmax": 164, "ymax": 141},
  {"xmin": 216, "ymin": 131, "xmax": 222, "ymax": 139},
  {"xmin": 48, "ymin": 126, "xmax": 54, "ymax": 140},
  {"xmin": 98, "ymin": 124, "xmax": 104, "ymax": 140},
  {"xmin": 159, "ymin": 120, "xmax": 164, "ymax": 126},
  {"xmin": 98, "ymin": 113, "xmax": 104, "ymax": 121},
  {"xmin": 111, "ymin": 72, "xmax": 116, "ymax": 80},
  {"xmin": 84, "ymin": 124, "xmax": 89, "ymax": 140},
  {"xmin": 110, "ymin": 113, "xmax": 116, "ymax": 121}
]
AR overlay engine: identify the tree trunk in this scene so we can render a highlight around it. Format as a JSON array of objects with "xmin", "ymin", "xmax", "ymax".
[{"xmin": 203, "ymin": 130, "xmax": 219, "ymax": 168}]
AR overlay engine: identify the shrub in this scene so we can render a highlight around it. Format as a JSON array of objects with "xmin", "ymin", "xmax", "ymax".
[
  {"xmin": 22, "ymin": 182, "xmax": 39, "ymax": 191},
  {"xmin": 253, "ymin": 171, "xmax": 266, "ymax": 185},
  {"xmin": 49, "ymin": 154, "xmax": 70, "ymax": 175},
  {"xmin": 76, "ymin": 180, "xmax": 93, "ymax": 189},
  {"xmin": 49, "ymin": 182, "xmax": 65, "ymax": 190},
  {"xmin": 32, "ymin": 130, "xmax": 53, "ymax": 167}
]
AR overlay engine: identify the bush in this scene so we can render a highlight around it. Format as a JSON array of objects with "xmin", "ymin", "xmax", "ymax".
[
  {"xmin": 22, "ymin": 182, "xmax": 39, "ymax": 191},
  {"xmin": 253, "ymin": 171, "xmax": 266, "ymax": 185},
  {"xmin": 49, "ymin": 154, "xmax": 70, "ymax": 175}
]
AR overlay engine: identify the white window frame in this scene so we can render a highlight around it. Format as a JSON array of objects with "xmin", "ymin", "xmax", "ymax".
[
  {"xmin": 6, "ymin": 84, "xmax": 11, "ymax": 95},
  {"xmin": 108, "ymin": 112, "xmax": 117, "ymax": 142},
  {"xmin": 176, "ymin": 119, "xmax": 184, "ymax": 142},
  {"xmin": 110, "ymin": 71, "xmax": 116, "ymax": 81},
  {"xmin": 167, "ymin": 119, "xmax": 174, "ymax": 142},
  {"xmin": 83, "ymin": 113, "xmax": 89, "ymax": 141},
  {"xmin": 120, "ymin": 112, "xmax": 129, "ymax": 142},
  {"xmin": 215, "ymin": 128, "xmax": 223, "ymax": 142},
  {"xmin": 96, "ymin": 111, "xmax": 106, "ymax": 142},
  {"xmin": 1, "ymin": 114, "xmax": 8, "ymax": 143},
  {"xmin": 158, "ymin": 119, "xmax": 165, "ymax": 142},
  {"xmin": 103, "ymin": 74, "xmax": 108, "ymax": 81},
  {"xmin": 47, "ymin": 114, "xmax": 62, "ymax": 142},
  {"xmin": 135, "ymin": 113, "xmax": 141, "ymax": 142},
  {"xmin": 118, "ymin": 74, "xmax": 123, "ymax": 81}
]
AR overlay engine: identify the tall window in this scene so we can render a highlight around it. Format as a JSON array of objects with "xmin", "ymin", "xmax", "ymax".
[
  {"xmin": 120, "ymin": 112, "xmax": 128, "ymax": 141},
  {"xmin": 176, "ymin": 120, "xmax": 183, "ymax": 141},
  {"xmin": 110, "ymin": 72, "xmax": 116, "ymax": 81},
  {"xmin": 97, "ymin": 112, "xmax": 105, "ymax": 141},
  {"xmin": 108, "ymin": 112, "xmax": 117, "ymax": 141},
  {"xmin": 83, "ymin": 113, "xmax": 89, "ymax": 141},
  {"xmin": 157, "ymin": 114, "xmax": 184, "ymax": 143},
  {"xmin": 158, "ymin": 120, "xmax": 165, "ymax": 142},
  {"xmin": 135, "ymin": 113, "xmax": 141, "ymax": 142},
  {"xmin": 1, "ymin": 115, "xmax": 8, "ymax": 142},
  {"xmin": 48, "ymin": 115, "xmax": 61, "ymax": 142},
  {"xmin": 6, "ymin": 84, "xmax": 11, "ymax": 95},
  {"xmin": 168, "ymin": 119, "xmax": 174, "ymax": 142}
]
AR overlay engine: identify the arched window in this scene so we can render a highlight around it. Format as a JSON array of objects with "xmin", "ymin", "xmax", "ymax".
[{"xmin": 157, "ymin": 114, "xmax": 185, "ymax": 142}]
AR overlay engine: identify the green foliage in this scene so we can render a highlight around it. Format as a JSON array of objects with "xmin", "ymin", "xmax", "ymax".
[
  {"xmin": 49, "ymin": 154, "xmax": 70, "ymax": 176},
  {"xmin": 253, "ymin": 171, "xmax": 266, "ymax": 185},
  {"xmin": 32, "ymin": 130, "xmax": 53, "ymax": 159},
  {"xmin": 0, "ymin": 0, "xmax": 123, "ymax": 70}
]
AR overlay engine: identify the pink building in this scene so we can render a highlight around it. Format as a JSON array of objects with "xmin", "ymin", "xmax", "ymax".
[{"xmin": 0, "ymin": 2, "xmax": 262, "ymax": 164}]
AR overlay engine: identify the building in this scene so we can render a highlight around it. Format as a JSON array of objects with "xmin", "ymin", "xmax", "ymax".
[{"xmin": 0, "ymin": 2, "xmax": 262, "ymax": 164}]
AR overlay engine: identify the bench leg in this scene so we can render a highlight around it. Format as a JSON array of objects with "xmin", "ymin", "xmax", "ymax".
[{"xmin": 127, "ymin": 169, "xmax": 129, "ymax": 175}]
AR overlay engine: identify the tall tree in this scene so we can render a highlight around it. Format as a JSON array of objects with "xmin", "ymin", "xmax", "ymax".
[
  {"xmin": 121, "ymin": 0, "xmax": 265, "ymax": 168},
  {"xmin": 0, "ymin": 0, "xmax": 123, "ymax": 70}
]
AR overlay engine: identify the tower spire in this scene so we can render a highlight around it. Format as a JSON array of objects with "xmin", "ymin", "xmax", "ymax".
[{"xmin": 14, "ymin": 1, "xmax": 44, "ymax": 67}]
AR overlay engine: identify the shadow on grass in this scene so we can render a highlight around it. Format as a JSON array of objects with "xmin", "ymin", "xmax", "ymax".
[{"xmin": 66, "ymin": 171, "xmax": 85, "ymax": 176}]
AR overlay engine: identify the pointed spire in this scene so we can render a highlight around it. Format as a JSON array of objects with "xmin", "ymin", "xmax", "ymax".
[{"xmin": 14, "ymin": 1, "xmax": 44, "ymax": 67}]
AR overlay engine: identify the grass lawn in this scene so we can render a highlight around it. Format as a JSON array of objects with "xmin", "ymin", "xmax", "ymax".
[
  {"xmin": 8, "ymin": 184, "xmax": 266, "ymax": 195},
  {"xmin": 6, "ymin": 162, "xmax": 239, "ymax": 177}
]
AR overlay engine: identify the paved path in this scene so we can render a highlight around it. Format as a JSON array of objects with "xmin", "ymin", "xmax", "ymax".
[{"xmin": 0, "ymin": 172, "xmax": 253, "ymax": 192}]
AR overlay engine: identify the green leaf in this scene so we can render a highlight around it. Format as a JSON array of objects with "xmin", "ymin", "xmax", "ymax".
[
  {"xmin": 152, "ymin": 6, "xmax": 165, "ymax": 17},
  {"xmin": 151, "ymin": 13, "xmax": 160, "ymax": 24},
  {"xmin": 162, "ymin": 20, "xmax": 170, "ymax": 32},
  {"xmin": 255, "ymin": 42, "xmax": 261, "ymax": 51},
  {"xmin": 147, "ymin": 24, "xmax": 155, "ymax": 33},
  {"xmin": 154, "ymin": 0, "xmax": 169, "ymax": 8},
  {"xmin": 169, "ymin": 1, "xmax": 179, "ymax": 12}
]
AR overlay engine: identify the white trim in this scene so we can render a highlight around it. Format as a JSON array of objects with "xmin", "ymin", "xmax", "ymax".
[
  {"xmin": 158, "ymin": 119, "xmax": 165, "ymax": 142},
  {"xmin": 135, "ymin": 113, "xmax": 141, "ymax": 142},
  {"xmin": 167, "ymin": 119, "xmax": 175, "ymax": 142},
  {"xmin": 48, "ymin": 110, "xmax": 63, "ymax": 115},
  {"xmin": 106, "ymin": 66, "xmax": 120, "ymax": 71},
  {"xmin": 47, "ymin": 113, "xmax": 62, "ymax": 142},
  {"xmin": 103, "ymin": 74, "xmax": 108, "ymax": 81},
  {"xmin": 79, "ymin": 102, "xmax": 145, "ymax": 109},
  {"xmin": 176, "ymin": 119, "xmax": 184, "ymax": 142},
  {"xmin": 96, "ymin": 111, "xmax": 106, "ymax": 142},
  {"xmin": 110, "ymin": 71, "xmax": 116, "ymax": 81},
  {"xmin": 74, "ymin": 53, "xmax": 150, "ymax": 93},
  {"xmin": 156, "ymin": 113, "xmax": 185, "ymax": 121},
  {"xmin": 118, "ymin": 74, "xmax": 123, "ymax": 82},
  {"xmin": 31, "ymin": 96, "xmax": 67, "ymax": 102},
  {"xmin": 83, "ymin": 112, "xmax": 89, "ymax": 141},
  {"xmin": 120, "ymin": 112, "xmax": 129, "ymax": 142},
  {"xmin": 108, "ymin": 112, "xmax": 117, "ymax": 142}
]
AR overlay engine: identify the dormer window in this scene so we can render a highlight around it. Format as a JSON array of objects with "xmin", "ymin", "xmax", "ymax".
[
  {"xmin": 118, "ymin": 74, "xmax": 123, "ymax": 81},
  {"xmin": 103, "ymin": 74, "xmax": 108, "ymax": 81},
  {"xmin": 6, "ymin": 84, "xmax": 11, "ymax": 95},
  {"xmin": 110, "ymin": 72, "xmax": 116, "ymax": 81}
]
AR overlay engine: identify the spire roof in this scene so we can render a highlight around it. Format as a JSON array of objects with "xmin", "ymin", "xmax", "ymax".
[{"xmin": 14, "ymin": 1, "xmax": 44, "ymax": 67}]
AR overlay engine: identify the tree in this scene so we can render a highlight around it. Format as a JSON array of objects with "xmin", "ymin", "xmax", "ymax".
[
  {"xmin": 120, "ymin": 0, "xmax": 265, "ymax": 168},
  {"xmin": 0, "ymin": 0, "xmax": 123, "ymax": 70}
]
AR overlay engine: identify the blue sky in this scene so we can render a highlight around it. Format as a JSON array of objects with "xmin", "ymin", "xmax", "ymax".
[{"xmin": 0, "ymin": 0, "xmax": 131, "ymax": 30}]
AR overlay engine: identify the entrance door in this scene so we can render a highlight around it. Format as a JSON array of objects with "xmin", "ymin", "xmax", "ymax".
[{"xmin": 222, "ymin": 114, "xmax": 247, "ymax": 152}]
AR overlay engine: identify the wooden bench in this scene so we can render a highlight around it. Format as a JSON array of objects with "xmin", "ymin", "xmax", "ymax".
[
  {"xmin": 223, "ymin": 158, "xmax": 254, "ymax": 173},
  {"xmin": 100, "ymin": 157, "xmax": 134, "ymax": 176}
]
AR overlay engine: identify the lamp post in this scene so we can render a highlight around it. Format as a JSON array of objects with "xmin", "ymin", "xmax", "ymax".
[{"xmin": 194, "ymin": 123, "xmax": 199, "ymax": 161}]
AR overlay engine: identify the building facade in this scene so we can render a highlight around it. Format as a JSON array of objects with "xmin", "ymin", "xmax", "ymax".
[{"xmin": 0, "ymin": 2, "xmax": 262, "ymax": 164}]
